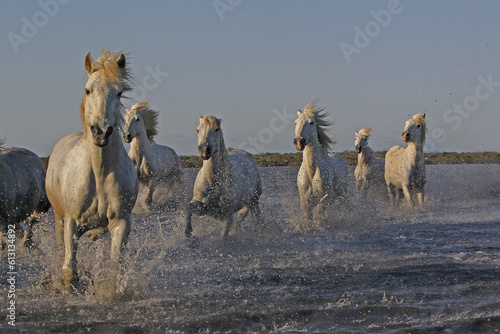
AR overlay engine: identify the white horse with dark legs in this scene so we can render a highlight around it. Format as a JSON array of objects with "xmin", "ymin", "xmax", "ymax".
[
  {"xmin": 354, "ymin": 128, "xmax": 385, "ymax": 195},
  {"xmin": 294, "ymin": 100, "xmax": 348, "ymax": 226},
  {"xmin": 46, "ymin": 50, "xmax": 138, "ymax": 292},
  {"xmin": 385, "ymin": 113, "xmax": 427, "ymax": 209},
  {"xmin": 0, "ymin": 141, "xmax": 50, "ymax": 248},
  {"xmin": 124, "ymin": 101, "xmax": 183, "ymax": 210},
  {"xmin": 185, "ymin": 116, "xmax": 262, "ymax": 237}
]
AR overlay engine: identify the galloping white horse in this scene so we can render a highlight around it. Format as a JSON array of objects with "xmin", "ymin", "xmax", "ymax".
[
  {"xmin": 354, "ymin": 128, "xmax": 385, "ymax": 195},
  {"xmin": 294, "ymin": 100, "xmax": 348, "ymax": 224},
  {"xmin": 124, "ymin": 101, "xmax": 183, "ymax": 209},
  {"xmin": 0, "ymin": 142, "xmax": 50, "ymax": 248},
  {"xmin": 385, "ymin": 113, "xmax": 426, "ymax": 208},
  {"xmin": 185, "ymin": 116, "xmax": 262, "ymax": 237},
  {"xmin": 46, "ymin": 50, "xmax": 138, "ymax": 290}
]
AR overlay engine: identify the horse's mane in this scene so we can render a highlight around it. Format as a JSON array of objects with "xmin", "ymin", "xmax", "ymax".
[
  {"xmin": 80, "ymin": 49, "xmax": 134, "ymax": 132},
  {"xmin": 0, "ymin": 136, "xmax": 5, "ymax": 148},
  {"xmin": 358, "ymin": 128, "xmax": 371, "ymax": 138},
  {"xmin": 303, "ymin": 99, "xmax": 335, "ymax": 151},
  {"xmin": 201, "ymin": 115, "xmax": 233, "ymax": 181},
  {"xmin": 130, "ymin": 101, "xmax": 159, "ymax": 141}
]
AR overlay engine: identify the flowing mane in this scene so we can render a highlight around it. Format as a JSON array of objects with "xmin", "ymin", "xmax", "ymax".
[
  {"xmin": 358, "ymin": 128, "xmax": 371, "ymax": 138},
  {"xmin": 80, "ymin": 49, "xmax": 134, "ymax": 132},
  {"xmin": 130, "ymin": 101, "xmax": 159, "ymax": 141},
  {"xmin": 303, "ymin": 99, "xmax": 335, "ymax": 151}
]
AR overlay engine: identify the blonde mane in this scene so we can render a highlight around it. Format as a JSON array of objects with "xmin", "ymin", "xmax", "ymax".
[
  {"xmin": 80, "ymin": 50, "xmax": 134, "ymax": 133},
  {"xmin": 303, "ymin": 99, "xmax": 335, "ymax": 151},
  {"xmin": 130, "ymin": 101, "xmax": 159, "ymax": 141},
  {"xmin": 358, "ymin": 128, "xmax": 372, "ymax": 138}
]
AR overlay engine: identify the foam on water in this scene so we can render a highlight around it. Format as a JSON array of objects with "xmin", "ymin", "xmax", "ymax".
[{"xmin": 1, "ymin": 164, "xmax": 499, "ymax": 332}]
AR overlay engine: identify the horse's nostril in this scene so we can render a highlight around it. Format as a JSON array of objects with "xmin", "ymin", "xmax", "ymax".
[
  {"xmin": 300, "ymin": 138, "xmax": 306, "ymax": 145},
  {"xmin": 105, "ymin": 126, "xmax": 113, "ymax": 137},
  {"xmin": 293, "ymin": 138, "xmax": 297, "ymax": 145}
]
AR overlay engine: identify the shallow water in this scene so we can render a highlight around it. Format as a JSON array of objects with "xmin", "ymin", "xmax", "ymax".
[{"xmin": 1, "ymin": 164, "xmax": 500, "ymax": 333}]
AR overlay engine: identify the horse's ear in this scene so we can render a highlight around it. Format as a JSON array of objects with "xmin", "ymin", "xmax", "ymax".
[
  {"xmin": 355, "ymin": 131, "xmax": 358, "ymax": 136},
  {"xmin": 297, "ymin": 109, "xmax": 302, "ymax": 117},
  {"xmin": 116, "ymin": 53, "xmax": 126, "ymax": 69},
  {"xmin": 422, "ymin": 113, "xmax": 426, "ymax": 119},
  {"xmin": 84, "ymin": 52, "xmax": 94, "ymax": 74}
]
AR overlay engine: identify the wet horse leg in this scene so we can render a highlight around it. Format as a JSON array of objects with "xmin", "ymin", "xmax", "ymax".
[
  {"xmin": 185, "ymin": 199, "xmax": 207, "ymax": 237},
  {"xmin": 62, "ymin": 219, "xmax": 78, "ymax": 289}
]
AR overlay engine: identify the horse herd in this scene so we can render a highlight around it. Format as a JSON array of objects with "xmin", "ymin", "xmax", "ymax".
[{"xmin": 0, "ymin": 50, "xmax": 427, "ymax": 293}]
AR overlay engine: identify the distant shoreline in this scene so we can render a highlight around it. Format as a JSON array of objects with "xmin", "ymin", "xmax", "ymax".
[
  {"xmin": 179, "ymin": 151, "xmax": 500, "ymax": 168},
  {"xmin": 40, "ymin": 151, "xmax": 499, "ymax": 169}
]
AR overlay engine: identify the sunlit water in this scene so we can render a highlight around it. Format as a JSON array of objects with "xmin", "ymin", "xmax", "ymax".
[{"xmin": 1, "ymin": 164, "xmax": 500, "ymax": 333}]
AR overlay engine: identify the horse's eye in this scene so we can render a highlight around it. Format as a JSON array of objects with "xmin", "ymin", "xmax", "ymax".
[
  {"xmin": 216, "ymin": 128, "xmax": 220, "ymax": 132},
  {"xmin": 196, "ymin": 129, "xmax": 200, "ymax": 133},
  {"xmin": 309, "ymin": 121, "xmax": 314, "ymax": 125},
  {"xmin": 136, "ymin": 117, "xmax": 140, "ymax": 122},
  {"xmin": 118, "ymin": 91, "xmax": 123, "ymax": 97},
  {"xmin": 417, "ymin": 124, "xmax": 421, "ymax": 128},
  {"xmin": 85, "ymin": 89, "xmax": 90, "ymax": 95}
]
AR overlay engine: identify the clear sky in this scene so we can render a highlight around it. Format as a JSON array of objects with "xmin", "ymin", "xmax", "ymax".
[{"xmin": 1, "ymin": 0, "xmax": 499, "ymax": 157}]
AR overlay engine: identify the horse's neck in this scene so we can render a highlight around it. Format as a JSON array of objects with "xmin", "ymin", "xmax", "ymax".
[
  {"xmin": 129, "ymin": 130, "xmax": 152, "ymax": 163},
  {"xmin": 404, "ymin": 142, "xmax": 424, "ymax": 166},
  {"xmin": 85, "ymin": 133, "xmax": 126, "ymax": 179},
  {"xmin": 302, "ymin": 142, "xmax": 326, "ymax": 174},
  {"xmin": 358, "ymin": 145, "xmax": 374, "ymax": 166}
]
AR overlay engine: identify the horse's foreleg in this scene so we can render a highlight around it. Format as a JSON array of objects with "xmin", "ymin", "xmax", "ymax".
[
  {"xmin": 185, "ymin": 199, "xmax": 206, "ymax": 237},
  {"xmin": 108, "ymin": 217, "xmax": 131, "ymax": 262},
  {"xmin": 221, "ymin": 214, "xmax": 234, "ymax": 237},
  {"xmin": 417, "ymin": 191, "xmax": 425, "ymax": 209},
  {"xmin": 145, "ymin": 179, "xmax": 157, "ymax": 208},
  {"xmin": 62, "ymin": 219, "xmax": 78, "ymax": 289},
  {"xmin": 402, "ymin": 184, "xmax": 414, "ymax": 208},
  {"xmin": 234, "ymin": 207, "xmax": 250, "ymax": 229}
]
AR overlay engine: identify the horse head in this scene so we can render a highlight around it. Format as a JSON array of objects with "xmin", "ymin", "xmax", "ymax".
[
  {"xmin": 82, "ymin": 50, "xmax": 131, "ymax": 147},
  {"xmin": 402, "ymin": 113, "xmax": 426, "ymax": 145},
  {"xmin": 355, "ymin": 128, "xmax": 371, "ymax": 153},
  {"xmin": 294, "ymin": 109, "xmax": 317, "ymax": 151},
  {"xmin": 197, "ymin": 115, "xmax": 222, "ymax": 160}
]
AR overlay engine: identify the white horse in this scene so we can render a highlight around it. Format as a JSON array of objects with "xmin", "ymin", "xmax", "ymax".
[
  {"xmin": 293, "ymin": 100, "xmax": 348, "ymax": 224},
  {"xmin": 185, "ymin": 115, "xmax": 262, "ymax": 237},
  {"xmin": 124, "ymin": 101, "xmax": 183, "ymax": 210},
  {"xmin": 385, "ymin": 113, "xmax": 426, "ymax": 208},
  {"xmin": 0, "ymin": 142, "xmax": 50, "ymax": 248},
  {"xmin": 46, "ymin": 50, "xmax": 138, "ymax": 290},
  {"xmin": 354, "ymin": 128, "xmax": 385, "ymax": 195}
]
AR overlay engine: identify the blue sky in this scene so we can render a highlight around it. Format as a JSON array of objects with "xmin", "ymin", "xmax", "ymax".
[{"xmin": 1, "ymin": 0, "xmax": 499, "ymax": 156}]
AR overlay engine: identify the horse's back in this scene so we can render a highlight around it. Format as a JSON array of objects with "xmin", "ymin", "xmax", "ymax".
[{"xmin": 0, "ymin": 147, "xmax": 49, "ymax": 224}]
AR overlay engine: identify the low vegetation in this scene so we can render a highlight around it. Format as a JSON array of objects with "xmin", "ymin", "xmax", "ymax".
[
  {"xmin": 41, "ymin": 152, "xmax": 499, "ymax": 169},
  {"xmin": 180, "ymin": 151, "xmax": 500, "ymax": 168}
]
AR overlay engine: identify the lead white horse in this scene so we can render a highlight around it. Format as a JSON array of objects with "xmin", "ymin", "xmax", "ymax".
[
  {"xmin": 46, "ymin": 50, "xmax": 138, "ymax": 291},
  {"xmin": 0, "ymin": 142, "xmax": 50, "ymax": 248},
  {"xmin": 185, "ymin": 115, "xmax": 262, "ymax": 237},
  {"xmin": 124, "ymin": 101, "xmax": 183, "ymax": 210},
  {"xmin": 294, "ymin": 100, "xmax": 348, "ymax": 225},
  {"xmin": 385, "ymin": 113, "xmax": 426, "ymax": 209},
  {"xmin": 354, "ymin": 128, "xmax": 385, "ymax": 195}
]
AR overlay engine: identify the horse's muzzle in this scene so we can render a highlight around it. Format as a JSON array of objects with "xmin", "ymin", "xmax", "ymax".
[
  {"xmin": 91, "ymin": 124, "xmax": 114, "ymax": 147},
  {"xmin": 402, "ymin": 131, "xmax": 410, "ymax": 143},
  {"xmin": 198, "ymin": 143, "xmax": 211, "ymax": 160},
  {"xmin": 293, "ymin": 137, "xmax": 306, "ymax": 151},
  {"xmin": 123, "ymin": 133, "xmax": 134, "ymax": 143},
  {"xmin": 355, "ymin": 144, "xmax": 362, "ymax": 153}
]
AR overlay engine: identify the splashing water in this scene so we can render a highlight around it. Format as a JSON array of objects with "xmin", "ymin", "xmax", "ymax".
[{"xmin": 1, "ymin": 165, "xmax": 500, "ymax": 332}]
